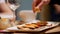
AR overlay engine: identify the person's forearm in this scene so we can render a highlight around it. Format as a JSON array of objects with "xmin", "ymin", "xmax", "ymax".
[
  {"xmin": 32, "ymin": 2, "xmax": 36, "ymax": 13},
  {"xmin": 32, "ymin": 0, "xmax": 38, "ymax": 13}
]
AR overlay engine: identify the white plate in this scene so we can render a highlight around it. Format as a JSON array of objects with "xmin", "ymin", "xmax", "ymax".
[{"xmin": 5, "ymin": 22, "xmax": 59, "ymax": 32}]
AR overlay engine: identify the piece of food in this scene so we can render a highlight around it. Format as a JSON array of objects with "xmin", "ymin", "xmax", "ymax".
[
  {"xmin": 17, "ymin": 21, "xmax": 48, "ymax": 30},
  {"xmin": 17, "ymin": 25, "xmax": 23, "ymax": 29},
  {"xmin": 0, "ymin": 18, "xmax": 11, "ymax": 30},
  {"xmin": 20, "ymin": 28, "xmax": 31, "ymax": 30},
  {"xmin": 36, "ymin": 21, "xmax": 47, "ymax": 26},
  {"xmin": 34, "ymin": 7, "xmax": 41, "ymax": 13},
  {"xmin": 17, "ymin": 25, "xmax": 31, "ymax": 30},
  {"xmin": 24, "ymin": 24, "xmax": 36, "ymax": 29}
]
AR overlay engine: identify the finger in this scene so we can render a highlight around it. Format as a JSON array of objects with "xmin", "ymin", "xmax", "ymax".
[{"xmin": 42, "ymin": 0, "xmax": 50, "ymax": 4}]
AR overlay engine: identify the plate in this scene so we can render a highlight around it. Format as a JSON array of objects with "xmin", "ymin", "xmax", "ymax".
[{"xmin": 5, "ymin": 22, "xmax": 59, "ymax": 32}]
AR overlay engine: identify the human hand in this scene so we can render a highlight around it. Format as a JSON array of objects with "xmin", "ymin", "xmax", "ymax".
[{"xmin": 32, "ymin": 0, "xmax": 50, "ymax": 13}]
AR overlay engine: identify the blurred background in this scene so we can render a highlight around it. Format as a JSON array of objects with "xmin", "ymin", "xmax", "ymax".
[
  {"xmin": 16, "ymin": 0, "xmax": 33, "ymax": 20},
  {"xmin": 16, "ymin": 0, "xmax": 50, "ymax": 21}
]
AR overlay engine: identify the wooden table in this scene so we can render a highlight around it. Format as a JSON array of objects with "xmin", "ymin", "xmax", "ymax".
[{"xmin": 45, "ymin": 25, "xmax": 60, "ymax": 34}]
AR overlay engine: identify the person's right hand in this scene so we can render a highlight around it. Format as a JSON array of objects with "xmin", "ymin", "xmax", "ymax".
[{"xmin": 32, "ymin": 0, "xmax": 50, "ymax": 13}]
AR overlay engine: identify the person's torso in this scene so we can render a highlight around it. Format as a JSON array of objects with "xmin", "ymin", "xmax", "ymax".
[
  {"xmin": 49, "ymin": 0, "xmax": 60, "ymax": 21},
  {"xmin": 49, "ymin": 0, "xmax": 60, "ymax": 5}
]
